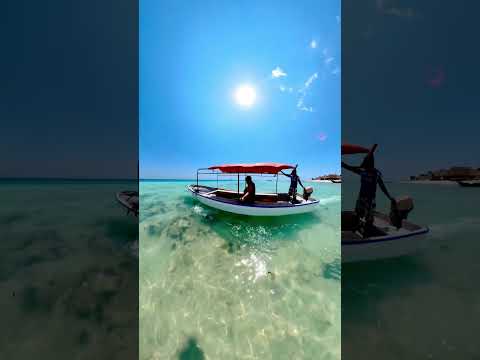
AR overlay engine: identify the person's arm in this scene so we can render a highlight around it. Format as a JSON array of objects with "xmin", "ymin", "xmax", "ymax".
[
  {"xmin": 241, "ymin": 184, "xmax": 253, "ymax": 200},
  {"xmin": 341, "ymin": 161, "xmax": 361, "ymax": 175},
  {"xmin": 280, "ymin": 170, "xmax": 291, "ymax": 177},
  {"xmin": 298, "ymin": 177, "xmax": 305, "ymax": 189},
  {"xmin": 378, "ymin": 176, "xmax": 394, "ymax": 202},
  {"xmin": 240, "ymin": 186, "xmax": 246, "ymax": 199}
]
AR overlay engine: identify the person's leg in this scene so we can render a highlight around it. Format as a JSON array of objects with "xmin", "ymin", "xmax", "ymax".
[
  {"xmin": 290, "ymin": 186, "xmax": 297, "ymax": 203},
  {"xmin": 363, "ymin": 199, "xmax": 375, "ymax": 237},
  {"xmin": 355, "ymin": 198, "xmax": 365, "ymax": 219},
  {"xmin": 355, "ymin": 198, "xmax": 369, "ymax": 236}
]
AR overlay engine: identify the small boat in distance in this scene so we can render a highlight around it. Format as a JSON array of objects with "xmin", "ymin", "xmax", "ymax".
[
  {"xmin": 187, "ymin": 163, "xmax": 320, "ymax": 216},
  {"xmin": 116, "ymin": 190, "xmax": 139, "ymax": 217},
  {"xmin": 330, "ymin": 179, "xmax": 341, "ymax": 184},
  {"xmin": 457, "ymin": 180, "xmax": 480, "ymax": 187}
]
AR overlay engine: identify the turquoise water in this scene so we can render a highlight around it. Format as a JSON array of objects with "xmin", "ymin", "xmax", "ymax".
[
  {"xmin": 342, "ymin": 180, "xmax": 480, "ymax": 359},
  {"xmin": 140, "ymin": 179, "xmax": 341, "ymax": 360},
  {"xmin": 0, "ymin": 180, "xmax": 138, "ymax": 359}
]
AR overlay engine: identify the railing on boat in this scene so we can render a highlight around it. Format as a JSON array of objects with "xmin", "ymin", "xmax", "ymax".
[{"xmin": 196, "ymin": 168, "xmax": 281, "ymax": 195}]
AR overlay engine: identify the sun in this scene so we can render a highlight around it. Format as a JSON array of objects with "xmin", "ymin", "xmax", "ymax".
[{"xmin": 234, "ymin": 84, "xmax": 256, "ymax": 107}]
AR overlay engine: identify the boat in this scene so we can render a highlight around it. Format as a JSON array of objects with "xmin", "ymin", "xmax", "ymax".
[
  {"xmin": 342, "ymin": 211, "xmax": 429, "ymax": 263},
  {"xmin": 341, "ymin": 143, "xmax": 430, "ymax": 262},
  {"xmin": 187, "ymin": 163, "xmax": 320, "ymax": 216},
  {"xmin": 457, "ymin": 180, "xmax": 480, "ymax": 187},
  {"xmin": 116, "ymin": 190, "xmax": 139, "ymax": 217},
  {"xmin": 330, "ymin": 179, "xmax": 342, "ymax": 184}
]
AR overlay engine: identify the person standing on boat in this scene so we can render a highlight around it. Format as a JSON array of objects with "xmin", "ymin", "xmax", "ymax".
[
  {"xmin": 240, "ymin": 176, "xmax": 256, "ymax": 204},
  {"xmin": 342, "ymin": 150, "xmax": 395, "ymax": 235},
  {"xmin": 280, "ymin": 166, "xmax": 305, "ymax": 204}
]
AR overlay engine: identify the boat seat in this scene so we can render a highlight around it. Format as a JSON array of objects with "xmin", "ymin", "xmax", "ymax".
[
  {"xmin": 214, "ymin": 189, "xmax": 286, "ymax": 203},
  {"xmin": 215, "ymin": 189, "xmax": 241, "ymax": 199}
]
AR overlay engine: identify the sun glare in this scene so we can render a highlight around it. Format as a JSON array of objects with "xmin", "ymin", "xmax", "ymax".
[{"xmin": 234, "ymin": 85, "xmax": 256, "ymax": 107}]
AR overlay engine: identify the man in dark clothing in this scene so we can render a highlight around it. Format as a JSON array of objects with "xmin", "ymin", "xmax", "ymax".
[
  {"xmin": 240, "ymin": 176, "xmax": 256, "ymax": 204},
  {"xmin": 280, "ymin": 166, "xmax": 305, "ymax": 203},
  {"xmin": 342, "ymin": 152, "xmax": 395, "ymax": 236}
]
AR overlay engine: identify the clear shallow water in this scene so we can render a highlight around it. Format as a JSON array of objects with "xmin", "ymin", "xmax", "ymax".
[
  {"xmin": 0, "ymin": 180, "xmax": 138, "ymax": 359},
  {"xmin": 140, "ymin": 179, "xmax": 341, "ymax": 360},
  {"xmin": 342, "ymin": 180, "xmax": 480, "ymax": 359}
]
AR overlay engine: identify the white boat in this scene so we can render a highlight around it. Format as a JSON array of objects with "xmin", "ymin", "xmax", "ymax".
[
  {"xmin": 187, "ymin": 163, "xmax": 320, "ymax": 216},
  {"xmin": 457, "ymin": 180, "xmax": 480, "ymax": 187},
  {"xmin": 116, "ymin": 190, "xmax": 139, "ymax": 217},
  {"xmin": 342, "ymin": 211, "xmax": 429, "ymax": 263}
]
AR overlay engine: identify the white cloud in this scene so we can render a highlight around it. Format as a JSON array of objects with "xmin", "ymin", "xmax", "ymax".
[
  {"xmin": 300, "ymin": 106, "xmax": 314, "ymax": 113},
  {"xmin": 321, "ymin": 48, "xmax": 339, "ymax": 74},
  {"xmin": 377, "ymin": 0, "xmax": 417, "ymax": 19},
  {"xmin": 272, "ymin": 66, "xmax": 287, "ymax": 78},
  {"xmin": 384, "ymin": 7, "xmax": 416, "ymax": 18},
  {"xmin": 304, "ymin": 72, "xmax": 318, "ymax": 88},
  {"xmin": 310, "ymin": 40, "xmax": 317, "ymax": 49},
  {"xmin": 296, "ymin": 72, "xmax": 319, "ymax": 112},
  {"xmin": 297, "ymin": 97, "xmax": 314, "ymax": 112}
]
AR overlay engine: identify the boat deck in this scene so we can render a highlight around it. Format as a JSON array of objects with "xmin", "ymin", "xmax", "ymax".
[{"xmin": 341, "ymin": 211, "xmax": 424, "ymax": 243}]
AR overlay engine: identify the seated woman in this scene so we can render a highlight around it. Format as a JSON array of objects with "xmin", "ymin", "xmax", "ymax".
[{"xmin": 240, "ymin": 176, "xmax": 256, "ymax": 204}]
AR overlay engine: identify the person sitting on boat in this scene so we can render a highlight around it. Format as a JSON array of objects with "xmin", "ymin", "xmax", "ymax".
[
  {"xmin": 342, "ymin": 152, "xmax": 396, "ymax": 236},
  {"xmin": 280, "ymin": 166, "xmax": 305, "ymax": 204},
  {"xmin": 240, "ymin": 176, "xmax": 256, "ymax": 204}
]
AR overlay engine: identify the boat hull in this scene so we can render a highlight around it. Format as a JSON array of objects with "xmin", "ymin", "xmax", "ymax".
[
  {"xmin": 457, "ymin": 180, "xmax": 480, "ymax": 187},
  {"xmin": 342, "ymin": 231, "xmax": 429, "ymax": 263},
  {"xmin": 342, "ymin": 211, "xmax": 429, "ymax": 263},
  {"xmin": 187, "ymin": 185, "xmax": 319, "ymax": 216}
]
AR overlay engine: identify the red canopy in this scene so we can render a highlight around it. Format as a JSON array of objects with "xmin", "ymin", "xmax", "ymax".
[
  {"xmin": 342, "ymin": 144, "xmax": 376, "ymax": 155},
  {"xmin": 208, "ymin": 163, "xmax": 295, "ymax": 174}
]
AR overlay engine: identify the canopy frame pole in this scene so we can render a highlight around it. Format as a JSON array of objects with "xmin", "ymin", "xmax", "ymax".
[
  {"xmin": 237, "ymin": 173, "xmax": 240, "ymax": 197},
  {"xmin": 276, "ymin": 173, "xmax": 278, "ymax": 194},
  {"xmin": 196, "ymin": 169, "xmax": 198, "ymax": 189}
]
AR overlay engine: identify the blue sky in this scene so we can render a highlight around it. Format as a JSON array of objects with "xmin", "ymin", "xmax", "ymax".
[
  {"xmin": 342, "ymin": 0, "xmax": 480, "ymax": 180},
  {"xmin": 140, "ymin": 0, "xmax": 340, "ymax": 179},
  {"xmin": 0, "ymin": 1, "xmax": 137, "ymax": 178}
]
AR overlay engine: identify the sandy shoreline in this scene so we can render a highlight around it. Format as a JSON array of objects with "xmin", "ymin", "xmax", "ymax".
[{"xmin": 398, "ymin": 180, "xmax": 457, "ymax": 185}]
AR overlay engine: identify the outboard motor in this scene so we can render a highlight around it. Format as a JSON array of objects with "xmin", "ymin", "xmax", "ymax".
[
  {"xmin": 303, "ymin": 186, "xmax": 314, "ymax": 200},
  {"xmin": 390, "ymin": 196, "xmax": 414, "ymax": 229}
]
